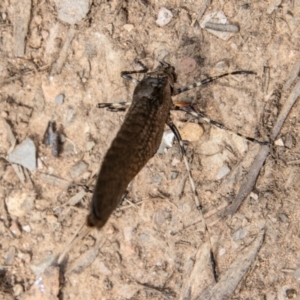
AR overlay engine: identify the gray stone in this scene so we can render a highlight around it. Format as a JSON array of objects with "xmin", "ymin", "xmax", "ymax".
[{"xmin": 8, "ymin": 138, "xmax": 36, "ymax": 171}]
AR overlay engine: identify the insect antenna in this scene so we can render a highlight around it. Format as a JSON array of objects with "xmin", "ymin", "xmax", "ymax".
[
  {"xmin": 173, "ymin": 70, "xmax": 256, "ymax": 95},
  {"xmin": 173, "ymin": 104, "xmax": 269, "ymax": 145}
]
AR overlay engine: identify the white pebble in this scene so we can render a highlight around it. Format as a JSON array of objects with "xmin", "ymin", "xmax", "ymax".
[
  {"xmin": 274, "ymin": 138, "xmax": 284, "ymax": 146},
  {"xmin": 22, "ymin": 225, "xmax": 31, "ymax": 233},
  {"xmin": 217, "ymin": 164, "xmax": 231, "ymax": 180},
  {"xmin": 156, "ymin": 7, "xmax": 173, "ymax": 27},
  {"xmin": 250, "ymin": 192, "xmax": 258, "ymax": 200}
]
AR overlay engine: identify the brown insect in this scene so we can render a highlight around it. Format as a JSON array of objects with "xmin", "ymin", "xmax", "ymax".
[{"xmin": 59, "ymin": 61, "xmax": 259, "ymax": 273}]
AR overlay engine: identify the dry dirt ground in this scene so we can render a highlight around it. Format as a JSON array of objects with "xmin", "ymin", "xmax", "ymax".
[{"xmin": 1, "ymin": 0, "xmax": 300, "ymax": 299}]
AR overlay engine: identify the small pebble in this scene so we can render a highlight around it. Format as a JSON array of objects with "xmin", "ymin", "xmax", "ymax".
[
  {"xmin": 180, "ymin": 123, "xmax": 204, "ymax": 141},
  {"xmin": 55, "ymin": 93, "xmax": 64, "ymax": 104},
  {"xmin": 86, "ymin": 141, "xmax": 95, "ymax": 151},
  {"xmin": 170, "ymin": 171, "xmax": 178, "ymax": 180},
  {"xmin": 70, "ymin": 161, "xmax": 89, "ymax": 179},
  {"xmin": 46, "ymin": 215, "xmax": 58, "ymax": 224},
  {"xmin": 123, "ymin": 24, "xmax": 134, "ymax": 32},
  {"xmin": 82, "ymin": 171, "xmax": 91, "ymax": 180},
  {"xmin": 277, "ymin": 213, "xmax": 289, "ymax": 223},
  {"xmin": 232, "ymin": 227, "xmax": 248, "ymax": 241},
  {"xmin": 284, "ymin": 133, "xmax": 295, "ymax": 149},
  {"xmin": 153, "ymin": 209, "xmax": 171, "ymax": 227},
  {"xmin": 156, "ymin": 7, "xmax": 173, "ymax": 27},
  {"xmin": 250, "ymin": 192, "xmax": 258, "ymax": 200},
  {"xmin": 215, "ymin": 60, "xmax": 229, "ymax": 70},
  {"xmin": 22, "ymin": 225, "xmax": 31, "ymax": 233},
  {"xmin": 294, "ymin": 268, "xmax": 300, "ymax": 280}
]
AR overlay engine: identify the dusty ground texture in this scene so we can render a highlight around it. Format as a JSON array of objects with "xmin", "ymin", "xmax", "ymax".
[{"xmin": 1, "ymin": 0, "xmax": 300, "ymax": 299}]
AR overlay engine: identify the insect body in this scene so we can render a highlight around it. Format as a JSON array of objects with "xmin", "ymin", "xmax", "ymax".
[
  {"xmin": 87, "ymin": 63, "xmax": 176, "ymax": 228},
  {"xmin": 87, "ymin": 62, "xmax": 258, "ymax": 231}
]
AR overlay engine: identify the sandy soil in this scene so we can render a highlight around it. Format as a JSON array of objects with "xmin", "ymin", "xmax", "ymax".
[{"xmin": 1, "ymin": 0, "xmax": 300, "ymax": 299}]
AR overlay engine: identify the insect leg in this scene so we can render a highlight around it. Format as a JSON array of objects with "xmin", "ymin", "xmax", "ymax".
[
  {"xmin": 172, "ymin": 103, "xmax": 269, "ymax": 145},
  {"xmin": 97, "ymin": 61, "xmax": 147, "ymax": 111},
  {"xmin": 121, "ymin": 60, "xmax": 148, "ymax": 83},
  {"xmin": 167, "ymin": 119, "xmax": 201, "ymax": 210},
  {"xmin": 97, "ymin": 101, "xmax": 132, "ymax": 112},
  {"xmin": 173, "ymin": 70, "xmax": 256, "ymax": 95},
  {"xmin": 167, "ymin": 118, "xmax": 218, "ymax": 281}
]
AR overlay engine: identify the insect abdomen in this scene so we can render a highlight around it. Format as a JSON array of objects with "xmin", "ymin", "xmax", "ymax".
[{"xmin": 87, "ymin": 74, "xmax": 172, "ymax": 228}]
